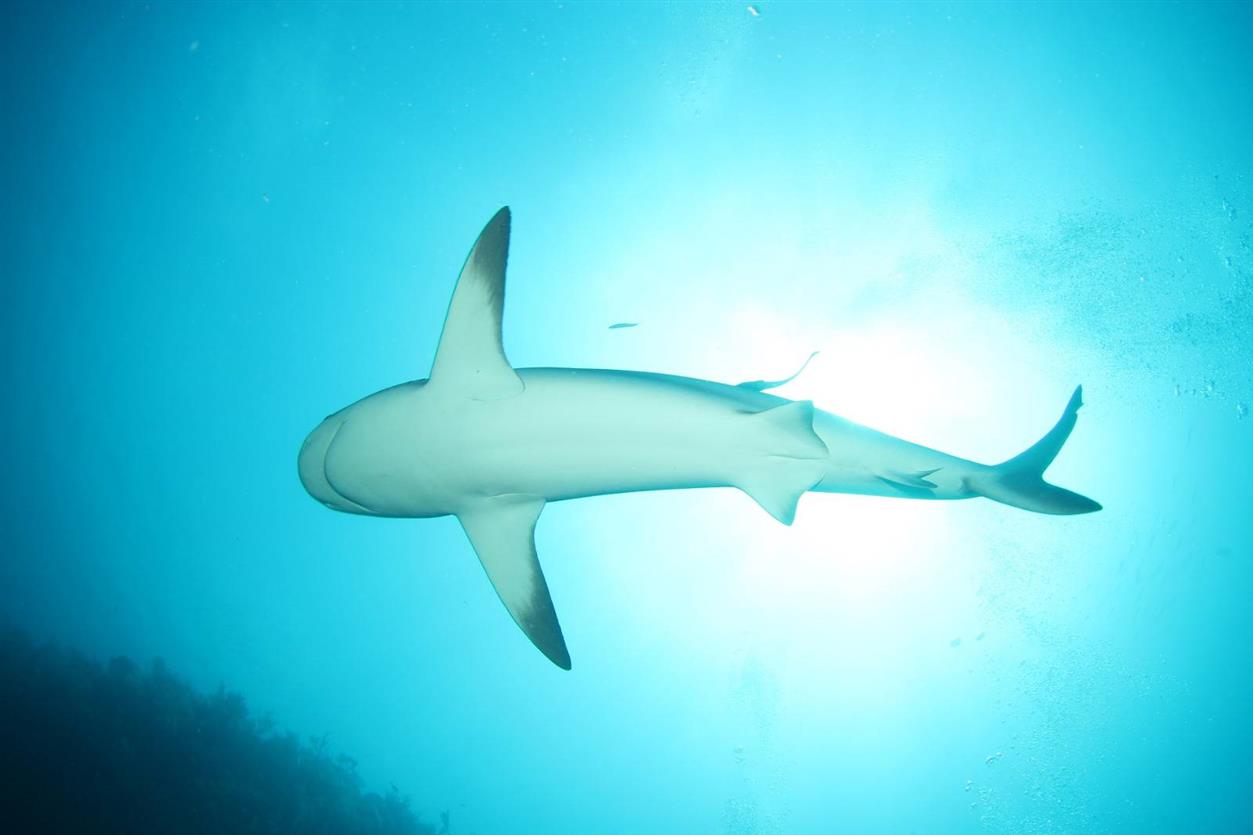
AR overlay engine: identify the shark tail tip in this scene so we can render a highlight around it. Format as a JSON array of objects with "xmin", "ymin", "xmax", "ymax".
[{"xmin": 971, "ymin": 386, "xmax": 1101, "ymax": 516}]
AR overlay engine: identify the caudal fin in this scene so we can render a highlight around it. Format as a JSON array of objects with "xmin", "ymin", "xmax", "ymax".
[{"xmin": 969, "ymin": 386, "xmax": 1102, "ymax": 516}]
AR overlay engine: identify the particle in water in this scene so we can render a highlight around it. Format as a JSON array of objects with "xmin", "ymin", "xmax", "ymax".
[
  {"xmin": 1237, "ymin": 403, "xmax": 1248, "ymax": 420},
  {"xmin": 950, "ymin": 637, "xmax": 962, "ymax": 648},
  {"xmin": 747, "ymin": 5, "xmax": 761, "ymax": 16}
]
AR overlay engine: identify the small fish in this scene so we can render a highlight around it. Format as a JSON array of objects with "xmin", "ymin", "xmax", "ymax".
[
  {"xmin": 608, "ymin": 322, "xmax": 638, "ymax": 330},
  {"xmin": 261, "ymin": 192, "xmax": 270, "ymax": 203},
  {"xmin": 747, "ymin": 5, "xmax": 761, "ymax": 17}
]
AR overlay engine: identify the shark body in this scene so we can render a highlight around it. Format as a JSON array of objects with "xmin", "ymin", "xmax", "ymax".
[{"xmin": 298, "ymin": 208, "xmax": 1100, "ymax": 669}]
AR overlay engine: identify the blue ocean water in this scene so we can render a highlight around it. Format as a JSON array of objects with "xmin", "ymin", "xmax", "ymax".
[{"xmin": 2, "ymin": 2, "xmax": 1251, "ymax": 833}]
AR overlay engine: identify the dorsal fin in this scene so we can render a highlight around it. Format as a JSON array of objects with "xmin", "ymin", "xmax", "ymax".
[{"xmin": 427, "ymin": 207, "xmax": 524, "ymax": 401}]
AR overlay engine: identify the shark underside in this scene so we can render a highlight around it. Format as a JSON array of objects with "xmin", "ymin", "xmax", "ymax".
[{"xmin": 298, "ymin": 208, "xmax": 1100, "ymax": 669}]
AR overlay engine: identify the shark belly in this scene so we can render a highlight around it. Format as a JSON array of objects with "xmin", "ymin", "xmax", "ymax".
[
  {"xmin": 449, "ymin": 369, "xmax": 985, "ymax": 506},
  {"xmin": 462, "ymin": 368, "xmax": 779, "ymax": 503}
]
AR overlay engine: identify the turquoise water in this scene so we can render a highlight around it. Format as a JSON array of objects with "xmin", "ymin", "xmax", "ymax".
[{"xmin": 3, "ymin": 2, "xmax": 1252, "ymax": 833}]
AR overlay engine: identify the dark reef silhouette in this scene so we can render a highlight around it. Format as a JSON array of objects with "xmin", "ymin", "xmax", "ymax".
[{"xmin": 0, "ymin": 627, "xmax": 438, "ymax": 834}]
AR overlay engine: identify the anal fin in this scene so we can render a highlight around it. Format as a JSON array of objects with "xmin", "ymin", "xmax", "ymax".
[
  {"xmin": 876, "ymin": 475, "xmax": 937, "ymax": 498},
  {"xmin": 876, "ymin": 467, "xmax": 941, "ymax": 497}
]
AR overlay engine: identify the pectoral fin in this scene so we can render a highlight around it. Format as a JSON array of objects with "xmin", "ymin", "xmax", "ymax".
[
  {"xmin": 457, "ymin": 494, "xmax": 571, "ymax": 669},
  {"xmin": 427, "ymin": 207, "xmax": 525, "ymax": 402}
]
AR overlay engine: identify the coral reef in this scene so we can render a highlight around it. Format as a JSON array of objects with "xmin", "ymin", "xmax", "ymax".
[{"xmin": 0, "ymin": 628, "xmax": 436, "ymax": 834}]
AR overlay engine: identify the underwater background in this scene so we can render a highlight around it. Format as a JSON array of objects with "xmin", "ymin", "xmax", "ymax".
[{"xmin": 3, "ymin": 2, "xmax": 1252, "ymax": 833}]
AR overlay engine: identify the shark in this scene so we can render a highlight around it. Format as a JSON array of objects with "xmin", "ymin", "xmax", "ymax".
[{"xmin": 298, "ymin": 207, "xmax": 1100, "ymax": 669}]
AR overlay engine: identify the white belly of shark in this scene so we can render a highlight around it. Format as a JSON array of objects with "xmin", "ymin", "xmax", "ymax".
[{"xmin": 298, "ymin": 208, "xmax": 1100, "ymax": 670}]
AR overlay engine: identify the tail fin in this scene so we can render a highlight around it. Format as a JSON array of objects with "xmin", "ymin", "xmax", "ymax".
[{"xmin": 969, "ymin": 386, "xmax": 1102, "ymax": 516}]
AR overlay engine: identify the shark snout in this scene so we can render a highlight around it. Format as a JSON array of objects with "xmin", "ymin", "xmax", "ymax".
[{"xmin": 298, "ymin": 416, "xmax": 367, "ymax": 513}]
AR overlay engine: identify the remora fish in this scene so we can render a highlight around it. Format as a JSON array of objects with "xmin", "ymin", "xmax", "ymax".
[{"xmin": 298, "ymin": 208, "xmax": 1100, "ymax": 669}]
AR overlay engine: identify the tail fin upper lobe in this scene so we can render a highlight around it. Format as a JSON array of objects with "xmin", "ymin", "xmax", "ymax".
[{"xmin": 970, "ymin": 386, "xmax": 1102, "ymax": 515}]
